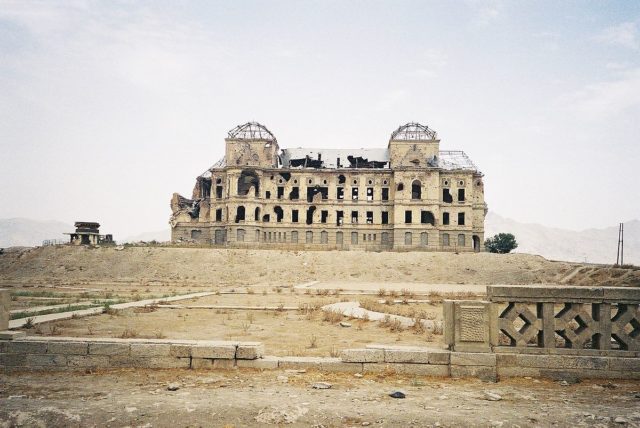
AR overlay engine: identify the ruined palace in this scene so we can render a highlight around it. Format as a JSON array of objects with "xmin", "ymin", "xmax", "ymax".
[{"xmin": 170, "ymin": 122, "xmax": 487, "ymax": 251}]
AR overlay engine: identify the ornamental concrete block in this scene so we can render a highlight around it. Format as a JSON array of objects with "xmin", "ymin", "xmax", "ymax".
[
  {"xmin": 340, "ymin": 348, "xmax": 384, "ymax": 363},
  {"xmin": 89, "ymin": 342, "xmax": 130, "ymax": 356},
  {"xmin": 236, "ymin": 342, "xmax": 264, "ymax": 360},
  {"xmin": 47, "ymin": 341, "xmax": 88, "ymax": 355},
  {"xmin": 130, "ymin": 343, "xmax": 171, "ymax": 358},
  {"xmin": 450, "ymin": 352, "xmax": 496, "ymax": 367},
  {"xmin": 236, "ymin": 356, "xmax": 280, "ymax": 370},
  {"xmin": 191, "ymin": 343, "xmax": 236, "ymax": 359},
  {"xmin": 7, "ymin": 340, "xmax": 48, "ymax": 354}
]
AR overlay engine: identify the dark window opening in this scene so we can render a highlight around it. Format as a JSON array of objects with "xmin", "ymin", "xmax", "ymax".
[
  {"xmin": 254, "ymin": 207, "xmax": 260, "ymax": 221},
  {"xmin": 262, "ymin": 214, "xmax": 270, "ymax": 222},
  {"xmin": 292, "ymin": 209, "xmax": 299, "ymax": 223},
  {"xmin": 352, "ymin": 187, "xmax": 359, "ymax": 200},
  {"xmin": 458, "ymin": 188, "xmax": 465, "ymax": 202},
  {"xmin": 381, "ymin": 188, "xmax": 389, "ymax": 201},
  {"xmin": 199, "ymin": 177, "xmax": 211, "ymax": 198},
  {"xmin": 421, "ymin": 211, "xmax": 435, "ymax": 225},
  {"xmin": 366, "ymin": 187, "xmax": 373, "ymax": 201},
  {"xmin": 274, "ymin": 206, "xmax": 284, "ymax": 222},
  {"xmin": 397, "ymin": 183, "xmax": 404, "ymax": 191},
  {"xmin": 443, "ymin": 188, "xmax": 453, "ymax": 203},
  {"xmin": 337, "ymin": 187, "xmax": 344, "ymax": 200},
  {"xmin": 382, "ymin": 211, "xmax": 389, "ymax": 224},
  {"xmin": 366, "ymin": 211, "xmax": 373, "ymax": 224},
  {"xmin": 216, "ymin": 186, "xmax": 223, "ymax": 198},
  {"xmin": 321, "ymin": 210, "xmax": 328, "ymax": 223},
  {"xmin": 443, "ymin": 212, "xmax": 450, "ymax": 225},
  {"xmin": 458, "ymin": 212, "xmax": 465, "ymax": 225},
  {"xmin": 351, "ymin": 211, "xmax": 358, "ymax": 223},
  {"xmin": 235, "ymin": 206, "xmax": 245, "ymax": 223},
  {"xmin": 277, "ymin": 187, "xmax": 284, "ymax": 199},
  {"xmin": 215, "ymin": 209, "xmax": 222, "ymax": 222},
  {"xmin": 306, "ymin": 206, "xmax": 316, "ymax": 225},
  {"xmin": 237, "ymin": 170, "xmax": 259, "ymax": 197},
  {"xmin": 405, "ymin": 210, "xmax": 412, "ymax": 224},
  {"xmin": 307, "ymin": 186, "xmax": 328, "ymax": 202},
  {"xmin": 336, "ymin": 210, "xmax": 344, "ymax": 226},
  {"xmin": 289, "ymin": 187, "xmax": 299, "ymax": 200},
  {"xmin": 338, "ymin": 174, "xmax": 346, "ymax": 184},
  {"xmin": 265, "ymin": 191, "xmax": 271, "ymax": 199},
  {"xmin": 411, "ymin": 180, "xmax": 422, "ymax": 200}
]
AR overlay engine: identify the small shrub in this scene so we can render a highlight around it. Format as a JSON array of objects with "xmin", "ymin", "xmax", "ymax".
[
  {"xmin": 120, "ymin": 327, "xmax": 138, "ymax": 338},
  {"xmin": 23, "ymin": 317, "xmax": 35, "ymax": 329},
  {"xmin": 153, "ymin": 329, "xmax": 166, "ymax": 339},
  {"xmin": 247, "ymin": 288, "xmax": 255, "ymax": 295},
  {"xmin": 329, "ymin": 345, "xmax": 340, "ymax": 358},
  {"xmin": 322, "ymin": 309, "xmax": 343, "ymax": 324},
  {"xmin": 308, "ymin": 334, "xmax": 318, "ymax": 349}
]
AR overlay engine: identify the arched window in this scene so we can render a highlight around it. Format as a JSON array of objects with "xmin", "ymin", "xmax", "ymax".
[
  {"xmin": 235, "ymin": 206, "xmax": 245, "ymax": 223},
  {"xmin": 411, "ymin": 180, "xmax": 422, "ymax": 200}
]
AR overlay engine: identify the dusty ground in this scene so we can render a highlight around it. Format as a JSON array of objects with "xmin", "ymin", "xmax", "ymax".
[
  {"xmin": 22, "ymin": 293, "xmax": 446, "ymax": 356},
  {"xmin": 1, "ymin": 246, "xmax": 638, "ymax": 288},
  {"xmin": 1, "ymin": 369, "xmax": 639, "ymax": 427}
]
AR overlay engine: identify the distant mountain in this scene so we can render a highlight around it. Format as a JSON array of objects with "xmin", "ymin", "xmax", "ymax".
[
  {"xmin": 485, "ymin": 212, "xmax": 639, "ymax": 265},
  {"xmin": 122, "ymin": 229, "xmax": 171, "ymax": 243},
  {"xmin": 0, "ymin": 218, "xmax": 72, "ymax": 247}
]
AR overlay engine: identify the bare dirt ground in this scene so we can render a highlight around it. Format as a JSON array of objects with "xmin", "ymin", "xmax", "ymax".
[
  {"xmin": 1, "ymin": 369, "xmax": 639, "ymax": 427},
  {"xmin": 22, "ymin": 293, "xmax": 447, "ymax": 356},
  {"xmin": 1, "ymin": 246, "xmax": 638, "ymax": 289}
]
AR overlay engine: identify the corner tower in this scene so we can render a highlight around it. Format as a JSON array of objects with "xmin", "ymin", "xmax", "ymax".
[
  {"xmin": 388, "ymin": 122, "xmax": 440, "ymax": 168},
  {"xmin": 225, "ymin": 122, "xmax": 280, "ymax": 168}
]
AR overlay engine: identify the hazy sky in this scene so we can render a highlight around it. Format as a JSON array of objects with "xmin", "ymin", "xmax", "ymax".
[{"xmin": 1, "ymin": 1, "xmax": 639, "ymax": 238}]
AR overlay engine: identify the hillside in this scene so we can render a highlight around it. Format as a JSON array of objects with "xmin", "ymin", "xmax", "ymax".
[
  {"xmin": 0, "ymin": 245, "xmax": 638, "ymax": 288},
  {"xmin": 485, "ymin": 213, "xmax": 639, "ymax": 265},
  {"xmin": 0, "ymin": 218, "xmax": 72, "ymax": 248}
]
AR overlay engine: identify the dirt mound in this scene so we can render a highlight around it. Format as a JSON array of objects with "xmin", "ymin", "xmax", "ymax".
[{"xmin": 1, "ymin": 246, "xmax": 637, "ymax": 288}]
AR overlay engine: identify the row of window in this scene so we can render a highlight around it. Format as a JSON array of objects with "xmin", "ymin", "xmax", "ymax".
[
  {"xmin": 206, "ymin": 181, "xmax": 467, "ymax": 204},
  {"xmin": 221, "ymin": 206, "xmax": 466, "ymax": 226},
  {"xmin": 232, "ymin": 229, "xmax": 469, "ymax": 246}
]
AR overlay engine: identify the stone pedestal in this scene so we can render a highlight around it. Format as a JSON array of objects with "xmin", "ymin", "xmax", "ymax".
[{"xmin": 444, "ymin": 300, "xmax": 491, "ymax": 352}]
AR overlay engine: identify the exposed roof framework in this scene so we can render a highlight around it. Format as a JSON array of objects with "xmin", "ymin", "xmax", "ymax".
[
  {"xmin": 228, "ymin": 122, "xmax": 277, "ymax": 142},
  {"xmin": 390, "ymin": 122, "xmax": 437, "ymax": 141}
]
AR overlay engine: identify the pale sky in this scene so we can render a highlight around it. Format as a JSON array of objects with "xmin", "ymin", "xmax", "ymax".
[{"xmin": 1, "ymin": 1, "xmax": 639, "ymax": 238}]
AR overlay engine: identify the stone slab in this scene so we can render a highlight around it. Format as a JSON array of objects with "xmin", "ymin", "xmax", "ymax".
[
  {"xmin": 428, "ymin": 351, "xmax": 451, "ymax": 365},
  {"xmin": 487, "ymin": 285, "xmax": 605, "ymax": 302},
  {"xmin": 450, "ymin": 365, "xmax": 497, "ymax": 382},
  {"xmin": 236, "ymin": 356, "xmax": 280, "ymax": 370},
  {"xmin": 25, "ymin": 354, "xmax": 67, "ymax": 367},
  {"xmin": 278, "ymin": 356, "xmax": 324, "ymax": 370},
  {"xmin": 191, "ymin": 358, "xmax": 214, "ymax": 369},
  {"xmin": 0, "ymin": 331, "xmax": 26, "ymax": 340},
  {"xmin": 130, "ymin": 343, "xmax": 171, "ymax": 358},
  {"xmin": 341, "ymin": 348, "xmax": 384, "ymax": 363},
  {"xmin": 169, "ymin": 344, "xmax": 192, "ymax": 358},
  {"xmin": 66, "ymin": 355, "xmax": 110, "ymax": 368},
  {"xmin": 109, "ymin": 356, "xmax": 190, "ymax": 369},
  {"xmin": 47, "ymin": 341, "xmax": 89, "ymax": 355},
  {"xmin": 320, "ymin": 359, "xmax": 363, "ymax": 373},
  {"xmin": 450, "ymin": 352, "xmax": 496, "ymax": 367},
  {"xmin": 236, "ymin": 342, "xmax": 264, "ymax": 360},
  {"xmin": 608, "ymin": 357, "xmax": 640, "ymax": 371},
  {"xmin": 191, "ymin": 343, "xmax": 236, "ymax": 359},
  {"xmin": 514, "ymin": 354, "xmax": 608, "ymax": 370},
  {"xmin": 6, "ymin": 340, "xmax": 48, "ymax": 354},
  {"xmin": 88, "ymin": 342, "xmax": 130, "ymax": 356},
  {"xmin": 384, "ymin": 349, "xmax": 430, "ymax": 364}
]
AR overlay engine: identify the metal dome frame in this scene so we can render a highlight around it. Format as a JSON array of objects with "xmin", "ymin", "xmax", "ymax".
[
  {"xmin": 390, "ymin": 122, "xmax": 437, "ymax": 141},
  {"xmin": 227, "ymin": 121, "xmax": 277, "ymax": 142}
]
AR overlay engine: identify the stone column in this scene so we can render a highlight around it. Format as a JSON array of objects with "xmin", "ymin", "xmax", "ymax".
[{"xmin": 0, "ymin": 289, "xmax": 9, "ymax": 330}]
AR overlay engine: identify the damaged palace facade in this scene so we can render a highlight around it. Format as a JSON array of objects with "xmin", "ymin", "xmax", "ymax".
[{"xmin": 170, "ymin": 122, "xmax": 487, "ymax": 251}]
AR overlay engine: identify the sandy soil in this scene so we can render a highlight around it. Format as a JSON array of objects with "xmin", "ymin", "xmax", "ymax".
[
  {"xmin": 23, "ymin": 294, "xmax": 445, "ymax": 356},
  {"xmin": 1, "ymin": 369, "xmax": 639, "ymax": 427},
  {"xmin": 2, "ymin": 246, "xmax": 638, "ymax": 289}
]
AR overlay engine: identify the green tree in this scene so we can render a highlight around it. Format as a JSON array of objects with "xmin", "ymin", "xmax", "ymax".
[{"xmin": 485, "ymin": 233, "xmax": 518, "ymax": 254}]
